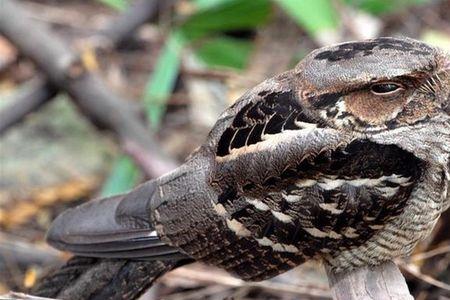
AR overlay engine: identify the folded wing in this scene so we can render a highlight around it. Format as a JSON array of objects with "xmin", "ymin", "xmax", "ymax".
[{"xmin": 46, "ymin": 180, "xmax": 188, "ymax": 260}]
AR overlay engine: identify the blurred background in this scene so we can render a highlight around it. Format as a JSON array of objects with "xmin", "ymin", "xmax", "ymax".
[{"xmin": 0, "ymin": 0, "xmax": 449, "ymax": 299}]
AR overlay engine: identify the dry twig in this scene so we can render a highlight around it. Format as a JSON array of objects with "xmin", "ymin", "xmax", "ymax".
[
  {"xmin": 399, "ymin": 262, "xmax": 450, "ymax": 292},
  {"xmin": 0, "ymin": 0, "xmax": 177, "ymax": 177},
  {"xmin": 0, "ymin": 0, "xmax": 169, "ymax": 137},
  {"xmin": 0, "ymin": 78, "xmax": 57, "ymax": 135},
  {"xmin": 0, "ymin": 233, "xmax": 63, "ymax": 269},
  {"xmin": 164, "ymin": 266, "xmax": 331, "ymax": 299},
  {"xmin": 326, "ymin": 261, "xmax": 414, "ymax": 300},
  {"xmin": 408, "ymin": 244, "xmax": 450, "ymax": 262},
  {"xmin": 1, "ymin": 291, "xmax": 57, "ymax": 300}
]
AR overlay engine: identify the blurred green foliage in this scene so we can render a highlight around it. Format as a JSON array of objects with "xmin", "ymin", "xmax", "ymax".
[
  {"xmin": 98, "ymin": 0, "xmax": 434, "ymax": 196},
  {"xmin": 98, "ymin": 0, "xmax": 128, "ymax": 11},
  {"xmin": 194, "ymin": 36, "xmax": 253, "ymax": 69},
  {"xmin": 101, "ymin": 31, "xmax": 185, "ymax": 196},
  {"xmin": 100, "ymin": 156, "xmax": 141, "ymax": 197},
  {"xmin": 144, "ymin": 31, "xmax": 186, "ymax": 128},
  {"xmin": 178, "ymin": 0, "xmax": 271, "ymax": 40},
  {"xmin": 275, "ymin": 0, "xmax": 339, "ymax": 36},
  {"xmin": 344, "ymin": 0, "xmax": 428, "ymax": 14}
]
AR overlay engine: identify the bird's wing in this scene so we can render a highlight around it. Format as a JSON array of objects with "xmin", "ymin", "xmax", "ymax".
[
  {"xmin": 218, "ymin": 140, "xmax": 421, "ymax": 258},
  {"xmin": 208, "ymin": 81, "xmax": 423, "ymax": 271},
  {"xmin": 46, "ymin": 181, "xmax": 187, "ymax": 260}
]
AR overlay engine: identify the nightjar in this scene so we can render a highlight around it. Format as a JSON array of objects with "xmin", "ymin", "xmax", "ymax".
[{"xmin": 46, "ymin": 37, "xmax": 450, "ymax": 291}]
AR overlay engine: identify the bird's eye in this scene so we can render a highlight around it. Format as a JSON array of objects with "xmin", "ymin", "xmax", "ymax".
[{"xmin": 370, "ymin": 83, "xmax": 404, "ymax": 95}]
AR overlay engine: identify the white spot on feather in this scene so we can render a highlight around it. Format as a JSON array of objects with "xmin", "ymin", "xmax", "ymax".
[
  {"xmin": 246, "ymin": 198, "xmax": 270, "ymax": 211},
  {"xmin": 272, "ymin": 211, "xmax": 293, "ymax": 223},
  {"xmin": 318, "ymin": 178, "xmax": 345, "ymax": 190},
  {"xmin": 256, "ymin": 236, "xmax": 273, "ymax": 246},
  {"xmin": 212, "ymin": 202, "xmax": 227, "ymax": 216},
  {"xmin": 342, "ymin": 227, "xmax": 359, "ymax": 238},
  {"xmin": 295, "ymin": 179, "xmax": 317, "ymax": 188},
  {"xmin": 376, "ymin": 186, "xmax": 400, "ymax": 198},
  {"xmin": 304, "ymin": 227, "xmax": 342, "ymax": 239},
  {"xmin": 255, "ymin": 237, "xmax": 299, "ymax": 253},
  {"xmin": 217, "ymin": 130, "xmax": 300, "ymax": 162},
  {"xmin": 282, "ymin": 193, "xmax": 302, "ymax": 203},
  {"xmin": 294, "ymin": 121, "xmax": 317, "ymax": 131},
  {"xmin": 369, "ymin": 224, "xmax": 384, "ymax": 230},
  {"xmin": 318, "ymin": 203, "xmax": 343, "ymax": 214},
  {"xmin": 313, "ymin": 174, "xmax": 411, "ymax": 191},
  {"xmin": 348, "ymin": 178, "xmax": 371, "ymax": 187},
  {"xmin": 261, "ymin": 130, "xmax": 302, "ymax": 143},
  {"xmin": 226, "ymin": 218, "xmax": 252, "ymax": 237},
  {"xmin": 386, "ymin": 174, "xmax": 411, "ymax": 186}
]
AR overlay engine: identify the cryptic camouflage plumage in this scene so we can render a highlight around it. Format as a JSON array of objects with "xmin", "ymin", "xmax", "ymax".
[{"xmin": 47, "ymin": 37, "xmax": 450, "ymax": 284}]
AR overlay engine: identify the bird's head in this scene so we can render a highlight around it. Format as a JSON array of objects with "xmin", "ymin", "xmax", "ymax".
[
  {"xmin": 206, "ymin": 37, "xmax": 449, "ymax": 187},
  {"xmin": 295, "ymin": 37, "xmax": 450, "ymax": 165}
]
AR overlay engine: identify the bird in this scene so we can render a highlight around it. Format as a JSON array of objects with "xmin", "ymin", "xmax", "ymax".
[{"xmin": 41, "ymin": 37, "xmax": 450, "ymax": 298}]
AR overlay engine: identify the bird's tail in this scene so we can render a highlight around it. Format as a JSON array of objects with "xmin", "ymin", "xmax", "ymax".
[
  {"xmin": 32, "ymin": 256, "xmax": 179, "ymax": 300},
  {"xmin": 32, "ymin": 178, "xmax": 191, "ymax": 299}
]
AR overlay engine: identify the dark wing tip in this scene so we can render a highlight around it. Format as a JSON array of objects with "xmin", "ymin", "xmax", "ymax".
[
  {"xmin": 46, "ymin": 182, "xmax": 187, "ymax": 260},
  {"xmin": 46, "ymin": 194, "xmax": 138, "ymax": 248}
]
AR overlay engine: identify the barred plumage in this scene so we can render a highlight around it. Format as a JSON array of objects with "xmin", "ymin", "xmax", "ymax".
[{"xmin": 44, "ymin": 37, "xmax": 450, "ymax": 297}]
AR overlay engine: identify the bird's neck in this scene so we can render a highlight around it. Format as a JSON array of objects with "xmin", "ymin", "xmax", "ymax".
[
  {"xmin": 327, "ymin": 165, "xmax": 448, "ymax": 271},
  {"xmin": 368, "ymin": 119, "xmax": 450, "ymax": 177}
]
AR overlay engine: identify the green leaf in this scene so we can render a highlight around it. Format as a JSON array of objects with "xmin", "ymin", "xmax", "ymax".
[
  {"xmin": 275, "ymin": 0, "xmax": 339, "ymax": 36},
  {"xmin": 193, "ymin": 0, "xmax": 234, "ymax": 10},
  {"xmin": 144, "ymin": 30, "xmax": 186, "ymax": 128},
  {"xmin": 195, "ymin": 36, "xmax": 253, "ymax": 69},
  {"xmin": 180, "ymin": 0, "xmax": 272, "ymax": 40},
  {"xmin": 344, "ymin": 0, "xmax": 429, "ymax": 15},
  {"xmin": 100, "ymin": 156, "xmax": 140, "ymax": 196},
  {"xmin": 98, "ymin": 0, "xmax": 128, "ymax": 11}
]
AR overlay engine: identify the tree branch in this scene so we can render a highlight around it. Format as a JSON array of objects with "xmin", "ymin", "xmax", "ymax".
[
  {"xmin": 98, "ymin": 0, "xmax": 164, "ymax": 47},
  {"xmin": 0, "ymin": 78, "xmax": 57, "ymax": 135},
  {"xmin": 0, "ymin": 0, "xmax": 164, "ymax": 137},
  {"xmin": 0, "ymin": 0, "xmax": 177, "ymax": 177},
  {"xmin": 326, "ymin": 261, "xmax": 413, "ymax": 300},
  {"xmin": 2, "ymin": 292, "xmax": 57, "ymax": 300},
  {"xmin": 0, "ymin": 233, "xmax": 63, "ymax": 272}
]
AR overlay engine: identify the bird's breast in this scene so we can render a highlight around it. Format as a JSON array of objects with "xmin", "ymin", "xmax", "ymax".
[{"xmin": 325, "ymin": 164, "xmax": 448, "ymax": 271}]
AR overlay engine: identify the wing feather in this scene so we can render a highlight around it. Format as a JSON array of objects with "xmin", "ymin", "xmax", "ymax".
[{"xmin": 46, "ymin": 181, "xmax": 188, "ymax": 260}]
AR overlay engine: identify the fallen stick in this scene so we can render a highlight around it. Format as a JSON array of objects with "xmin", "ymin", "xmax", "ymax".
[
  {"xmin": 0, "ymin": 78, "xmax": 57, "ymax": 135},
  {"xmin": 326, "ymin": 261, "xmax": 413, "ymax": 300},
  {"xmin": 0, "ymin": 0, "xmax": 167, "ymax": 137},
  {"xmin": 0, "ymin": 233, "xmax": 63, "ymax": 270},
  {"xmin": 0, "ymin": 0, "xmax": 177, "ymax": 177}
]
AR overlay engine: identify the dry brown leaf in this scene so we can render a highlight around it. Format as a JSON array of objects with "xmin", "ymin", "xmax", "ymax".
[{"xmin": 1, "ymin": 177, "xmax": 100, "ymax": 229}]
